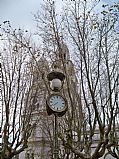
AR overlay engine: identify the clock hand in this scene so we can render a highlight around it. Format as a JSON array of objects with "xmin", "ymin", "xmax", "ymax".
[{"xmin": 54, "ymin": 102, "xmax": 58, "ymax": 105}]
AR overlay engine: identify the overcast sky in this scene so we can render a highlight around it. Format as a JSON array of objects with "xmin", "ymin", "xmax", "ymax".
[
  {"xmin": 0, "ymin": 0, "xmax": 118, "ymax": 32},
  {"xmin": 0, "ymin": 0, "xmax": 44, "ymax": 31}
]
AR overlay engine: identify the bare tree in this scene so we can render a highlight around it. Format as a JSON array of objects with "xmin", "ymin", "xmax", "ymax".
[
  {"xmin": 0, "ymin": 26, "xmax": 39, "ymax": 159},
  {"xmin": 0, "ymin": 1, "xmax": 118, "ymax": 158},
  {"xmin": 34, "ymin": 0, "xmax": 119, "ymax": 158}
]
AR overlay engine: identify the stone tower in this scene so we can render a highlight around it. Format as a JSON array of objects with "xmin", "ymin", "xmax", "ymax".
[
  {"xmin": 19, "ymin": 43, "xmax": 83, "ymax": 159},
  {"xmin": 51, "ymin": 42, "xmax": 83, "ymax": 158},
  {"xmin": 19, "ymin": 57, "xmax": 52, "ymax": 159},
  {"xmin": 53, "ymin": 42, "xmax": 82, "ymax": 118}
]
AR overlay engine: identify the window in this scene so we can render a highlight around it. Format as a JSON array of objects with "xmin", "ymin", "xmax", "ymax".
[{"xmin": 31, "ymin": 153, "xmax": 34, "ymax": 159}]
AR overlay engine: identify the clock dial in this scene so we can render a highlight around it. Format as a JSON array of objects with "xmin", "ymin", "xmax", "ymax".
[{"xmin": 48, "ymin": 94, "xmax": 66, "ymax": 112}]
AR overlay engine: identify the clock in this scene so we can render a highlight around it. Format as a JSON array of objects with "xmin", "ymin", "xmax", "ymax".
[{"xmin": 46, "ymin": 94, "xmax": 67, "ymax": 116}]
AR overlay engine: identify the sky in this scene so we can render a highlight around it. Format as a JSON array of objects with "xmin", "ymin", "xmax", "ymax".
[
  {"xmin": 0, "ymin": 0, "xmax": 118, "ymax": 33},
  {"xmin": 0, "ymin": 0, "xmax": 63, "ymax": 32},
  {"xmin": 0, "ymin": 0, "xmax": 43, "ymax": 31}
]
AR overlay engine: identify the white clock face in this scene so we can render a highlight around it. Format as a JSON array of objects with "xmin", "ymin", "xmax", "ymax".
[{"xmin": 49, "ymin": 95, "xmax": 66, "ymax": 112}]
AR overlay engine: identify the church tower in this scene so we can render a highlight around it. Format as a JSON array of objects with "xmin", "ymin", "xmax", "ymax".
[
  {"xmin": 53, "ymin": 42, "xmax": 77, "ymax": 85},
  {"xmin": 19, "ymin": 57, "xmax": 52, "ymax": 159},
  {"xmin": 53, "ymin": 42, "xmax": 82, "ymax": 108},
  {"xmin": 20, "ymin": 42, "xmax": 83, "ymax": 159}
]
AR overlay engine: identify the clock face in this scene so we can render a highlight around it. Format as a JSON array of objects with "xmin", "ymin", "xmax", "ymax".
[{"xmin": 48, "ymin": 94, "xmax": 66, "ymax": 112}]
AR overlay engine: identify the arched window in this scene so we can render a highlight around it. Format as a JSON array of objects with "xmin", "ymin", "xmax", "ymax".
[
  {"xmin": 31, "ymin": 153, "xmax": 34, "ymax": 159},
  {"xmin": 63, "ymin": 53, "xmax": 66, "ymax": 60}
]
